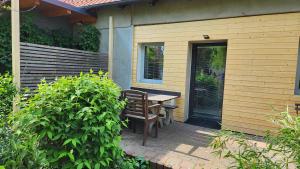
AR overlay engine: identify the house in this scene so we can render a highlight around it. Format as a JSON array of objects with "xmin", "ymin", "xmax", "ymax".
[{"xmin": 28, "ymin": 0, "xmax": 300, "ymax": 136}]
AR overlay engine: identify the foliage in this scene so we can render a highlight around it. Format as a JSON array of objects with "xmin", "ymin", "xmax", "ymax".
[
  {"xmin": 116, "ymin": 156, "xmax": 150, "ymax": 169},
  {"xmin": 52, "ymin": 29, "xmax": 73, "ymax": 49},
  {"xmin": 1, "ymin": 127, "xmax": 49, "ymax": 169},
  {"xmin": 195, "ymin": 72, "xmax": 218, "ymax": 89},
  {"xmin": 210, "ymin": 46, "xmax": 226, "ymax": 71},
  {"xmin": 0, "ymin": 74, "xmax": 48, "ymax": 168},
  {"xmin": 0, "ymin": 73, "xmax": 17, "ymax": 123},
  {"xmin": 8, "ymin": 71, "xmax": 126, "ymax": 168},
  {"xmin": 0, "ymin": 11, "xmax": 100, "ymax": 73},
  {"xmin": 0, "ymin": 12, "xmax": 11, "ymax": 73},
  {"xmin": 210, "ymin": 109, "xmax": 300, "ymax": 169},
  {"xmin": 73, "ymin": 25, "xmax": 100, "ymax": 52},
  {"xmin": 0, "ymin": 74, "xmax": 17, "ymax": 165},
  {"xmin": 20, "ymin": 14, "xmax": 54, "ymax": 46}
]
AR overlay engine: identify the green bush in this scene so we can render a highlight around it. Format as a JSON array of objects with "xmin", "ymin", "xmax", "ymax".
[
  {"xmin": 0, "ymin": 73, "xmax": 17, "ymax": 124},
  {"xmin": 210, "ymin": 109, "xmax": 300, "ymax": 169},
  {"xmin": 116, "ymin": 157, "xmax": 150, "ymax": 169},
  {"xmin": 0, "ymin": 74, "xmax": 17, "ymax": 165},
  {"xmin": 0, "ymin": 10, "xmax": 100, "ymax": 73},
  {"xmin": 0, "ymin": 74, "xmax": 48, "ymax": 168},
  {"xmin": 73, "ymin": 25, "xmax": 100, "ymax": 52},
  {"xmin": 0, "ymin": 12, "xmax": 12, "ymax": 73},
  {"xmin": 1, "ymin": 129, "xmax": 49, "ymax": 169},
  {"xmin": 12, "ymin": 71, "xmax": 126, "ymax": 168}
]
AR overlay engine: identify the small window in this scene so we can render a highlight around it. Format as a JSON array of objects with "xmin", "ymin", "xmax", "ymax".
[
  {"xmin": 138, "ymin": 43, "xmax": 164, "ymax": 84},
  {"xmin": 295, "ymin": 39, "xmax": 300, "ymax": 95}
]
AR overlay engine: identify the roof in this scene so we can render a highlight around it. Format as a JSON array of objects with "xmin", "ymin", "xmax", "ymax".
[
  {"xmin": 60, "ymin": 0, "xmax": 119, "ymax": 7},
  {"xmin": 44, "ymin": 0, "xmax": 93, "ymax": 16}
]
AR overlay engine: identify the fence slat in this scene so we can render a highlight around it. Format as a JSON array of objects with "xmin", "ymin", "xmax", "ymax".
[{"xmin": 20, "ymin": 43, "xmax": 108, "ymax": 90}]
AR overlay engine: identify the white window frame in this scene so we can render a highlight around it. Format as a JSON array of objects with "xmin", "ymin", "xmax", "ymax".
[{"xmin": 137, "ymin": 42, "xmax": 164, "ymax": 84}]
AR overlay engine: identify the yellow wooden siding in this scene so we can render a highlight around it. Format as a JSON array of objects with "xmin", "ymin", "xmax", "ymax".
[{"xmin": 131, "ymin": 12, "xmax": 300, "ymax": 135}]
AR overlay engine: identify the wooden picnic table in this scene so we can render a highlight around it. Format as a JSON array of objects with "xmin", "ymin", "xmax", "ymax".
[
  {"xmin": 147, "ymin": 93, "xmax": 179, "ymax": 126},
  {"xmin": 148, "ymin": 93, "xmax": 178, "ymax": 103},
  {"xmin": 130, "ymin": 87, "xmax": 181, "ymax": 126}
]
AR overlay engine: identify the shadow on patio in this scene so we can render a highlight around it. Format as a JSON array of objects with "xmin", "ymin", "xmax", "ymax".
[{"xmin": 121, "ymin": 122, "xmax": 231, "ymax": 169}]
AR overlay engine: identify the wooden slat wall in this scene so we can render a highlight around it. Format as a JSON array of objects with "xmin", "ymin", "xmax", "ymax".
[
  {"xmin": 20, "ymin": 43, "xmax": 108, "ymax": 90},
  {"xmin": 131, "ymin": 12, "xmax": 300, "ymax": 136}
]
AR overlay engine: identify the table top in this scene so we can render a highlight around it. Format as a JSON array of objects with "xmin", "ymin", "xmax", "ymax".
[{"xmin": 148, "ymin": 93, "xmax": 179, "ymax": 102}]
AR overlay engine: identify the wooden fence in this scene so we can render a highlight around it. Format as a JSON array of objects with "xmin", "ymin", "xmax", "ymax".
[{"xmin": 20, "ymin": 42, "xmax": 108, "ymax": 90}]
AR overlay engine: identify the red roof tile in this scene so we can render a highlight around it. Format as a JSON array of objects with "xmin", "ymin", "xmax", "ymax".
[{"xmin": 60, "ymin": 0, "xmax": 119, "ymax": 7}]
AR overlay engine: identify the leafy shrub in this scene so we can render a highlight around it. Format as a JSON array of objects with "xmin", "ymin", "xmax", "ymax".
[
  {"xmin": 0, "ymin": 12, "xmax": 12, "ymax": 73},
  {"xmin": 116, "ymin": 157, "xmax": 150, "ymax": 169},
  {"xmin": 210, "ymin": 109, "xmax": 300, "ymax": 169},
  {"xmin": 13, "ymin": 71, "xmax": 126, "ymax": 168},
  {"xmin": 73, "ymin": 25, "xmax": 100, "ymax": 52},
  {"xmin": 1, "ymin": 129, "xmax": 49, "ymax": 169},
  {"xmin": 0, "ymin": 10, "xmax": 100, "ymax": 73},
  {"xmin": 0, "ymin": 74, "xmax": 17, "ymax": 165},
  {"xmin": 0, "ymin": 73, "xmax": 17, "ymax": 123},
  {"xmin": 0, "ymin": 74, "xmax": 48, "ymax": 168}
]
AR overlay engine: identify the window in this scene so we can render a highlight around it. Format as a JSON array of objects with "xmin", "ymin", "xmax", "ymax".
[
  {"xmin": 295, "ymin": 39, "xmax": 300, "ymax": 95},
  {"xmin": 138, "ymin": 43, "xmax": 164, "ymax": 84}
]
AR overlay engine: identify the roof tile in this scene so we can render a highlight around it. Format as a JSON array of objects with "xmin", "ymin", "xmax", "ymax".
[{"xmin": 60, "ymin": 0, "xmax": 118, "ymax": 7}]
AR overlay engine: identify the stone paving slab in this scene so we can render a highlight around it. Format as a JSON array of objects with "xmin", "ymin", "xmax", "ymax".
[{"xmin": 121, "ymin": 122, "xmax": 232, "ymax": 169}]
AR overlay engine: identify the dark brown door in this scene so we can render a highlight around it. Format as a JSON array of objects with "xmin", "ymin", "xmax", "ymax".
[{"xmin": 187, "ymin": 43, "xmax": 227, "ymax": 129}]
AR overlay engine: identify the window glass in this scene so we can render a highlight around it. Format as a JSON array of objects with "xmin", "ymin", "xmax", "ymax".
[
  {"xmin": 144, "ymin": 44, "xmax": 164, "ymax": 80},
  {"xmin": 138, "ymin": 43, "xmax": 164, "ymax": 83}
]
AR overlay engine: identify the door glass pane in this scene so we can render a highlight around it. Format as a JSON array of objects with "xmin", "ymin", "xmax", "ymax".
[{"xmin": 189, "ymin": 45, "xmax": 227, "ymax": 128}]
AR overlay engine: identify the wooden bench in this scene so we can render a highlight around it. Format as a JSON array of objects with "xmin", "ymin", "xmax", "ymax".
[{"xmin": 162, "ymin": 105, "xmax": 178, "ymax": 125}]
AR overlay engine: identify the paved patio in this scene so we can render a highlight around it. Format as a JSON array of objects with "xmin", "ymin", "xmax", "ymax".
[{"xmin": 121, "ymin": 122, "xmax": 232, "ymax": 169}]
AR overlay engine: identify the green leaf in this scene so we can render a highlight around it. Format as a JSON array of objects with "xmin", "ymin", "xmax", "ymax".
[
  {"xmin": 68, "ymin": 152, "xmax": 75, "ymax": 161},
  {"xmin": 77, "ymin": 163, "xmax": 84, "ymax": 169},
  {"xmin": 52, "ymin": 134, "xmax": 61, "ymax": 141},
  {"xmin": 47, "ymin": 131, "xmax": 53, "ymax": 139},
  {"xmin": 63, "ymin": 139, "xmax": 72, "ymax": 146},
  {"xmin": 72, "ymin": 139, "xmax": 77, "ymax": 147},
  {"xmin": 94, "ymin": 163, "xmax": 100, "ymax": 169},
  {"xmin": 58, "ymin": 152, "xmax": 67, "ymax": 159},
  {"xmin": 84, "ymin": 160, "xmax": 91, "ymax": 169},
  {"xmin": 100, "ymin": 147, "xmax": 104, "ymax": 156}
]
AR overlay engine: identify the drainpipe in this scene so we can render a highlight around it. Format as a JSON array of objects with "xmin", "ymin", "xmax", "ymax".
[
  {"xmin": 108, "ymin": 16, "xmax": 114, "ymax": 78},
  {"xmin": 11, "ymin": 0, "xmax": 20, "ymax": 112}
]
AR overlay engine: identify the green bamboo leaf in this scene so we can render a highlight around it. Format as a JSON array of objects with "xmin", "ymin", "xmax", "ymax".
[
  {"xmin": 47, "ymin": 131, "xmax": 53, "ymax": 139},
  {"xmin": 77, "ymin": 163, "xmax": 84, "ymax": 169},
  {"xmin": 94, "ymin": 163, "xmax": 100, "ymax": 169},
  {"xmin": 68, "ymin": 152, "xmax": 75, "ymax": 161},
  {"xmin": 100, "ymin": 147, "xmax": 104, "ymax": 156},
  {"xmin": 63, "ymin": 139, "xmax": 72, "ymax": 146},
  {"xmin": 84, "ymin": 160, "xmax": 91, "ymax": 169}
]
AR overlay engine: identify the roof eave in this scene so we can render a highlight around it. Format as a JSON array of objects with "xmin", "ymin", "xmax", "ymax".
[
  {"xmin": 83, "ymin": 0, "xmax": 147, "ymax": 9},
  {"xmin": 42, "ymin": 0, "xmax": 96, "ymax": 17}
]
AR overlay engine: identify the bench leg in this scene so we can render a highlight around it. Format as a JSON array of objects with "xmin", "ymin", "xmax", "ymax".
[
  {"xmin": 169, "ymin": 110, "xmax": 174, "ymax": 124},
  {"xmin": 159, "ymin": 117, "xmax": 164, "ymax": 128},
  {"xmin": 164, "ymin": 109, "xmax": 171, "ymax": 125}
]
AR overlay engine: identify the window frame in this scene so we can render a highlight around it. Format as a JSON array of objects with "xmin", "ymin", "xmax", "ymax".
[{"xmin": 137, "ymin": 42, "xmax": 165, "ymax": 84}]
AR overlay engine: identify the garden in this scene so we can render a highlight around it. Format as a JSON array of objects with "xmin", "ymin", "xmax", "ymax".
[
  {"xmin": 0, "ymin": 71, "xmax": 299, "ymax": 169},
  {"xmin": 0, "ymin": 72, "xmax": 150, "ymax": 169},
  {"xmin": 0, "ymin": 4, "xmax": 150, "ymax": 169}
]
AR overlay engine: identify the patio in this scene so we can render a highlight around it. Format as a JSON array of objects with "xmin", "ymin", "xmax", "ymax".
[{"xmin": 121, "ymin": 122, "xmax": 232, "ymax": 169}]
